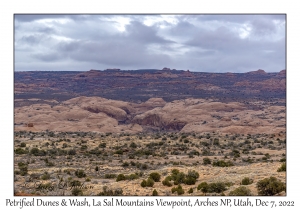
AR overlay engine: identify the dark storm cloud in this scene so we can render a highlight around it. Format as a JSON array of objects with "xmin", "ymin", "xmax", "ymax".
[
  {"xmin": 14, "ymin": 14, "xmax": 285, "ymax": 72},
  {"xmin": 32, "ymin": 52, "xmax": 63, "ymax": 62}
]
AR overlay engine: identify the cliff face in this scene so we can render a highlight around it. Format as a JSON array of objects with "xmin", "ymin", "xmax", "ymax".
[{"xmin": 14, "ymin": 69, "xmax": 286, "ymax": 104}]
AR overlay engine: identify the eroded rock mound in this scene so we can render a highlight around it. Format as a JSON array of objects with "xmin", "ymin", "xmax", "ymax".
[{"xmin": 14, "ymin": 97, "xmax": 285, "ymax": 134}]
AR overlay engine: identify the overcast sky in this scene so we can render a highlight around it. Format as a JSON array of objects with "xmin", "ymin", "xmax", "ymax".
[{"xmin": 14, "ymin": 14, "xmax": 286, "ymax": 72}]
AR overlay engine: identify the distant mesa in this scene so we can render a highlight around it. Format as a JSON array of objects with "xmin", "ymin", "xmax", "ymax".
[
  {"xmin": 246, "ymin": 69, "xmax": 267, "ymax": 75},
  {"xmin": 105, "ymin": 68, "xmax": 121, "ymax": 71},
  {"xmin": 162, "ymin": 67, "xmax": 171, "ymax": 71},
  {"xmin": 278, "ymin": 69, "xmax": 286, "ymax": 75}
]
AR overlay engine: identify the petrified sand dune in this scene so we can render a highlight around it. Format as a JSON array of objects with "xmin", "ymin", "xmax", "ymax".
[{"xmin": 14, "ymin": 96, "xmax": 285, "ymax": 134}]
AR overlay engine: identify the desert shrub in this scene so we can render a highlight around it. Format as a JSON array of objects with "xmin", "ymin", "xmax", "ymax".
[
  {"xmin": 279, "ymin": 157, "xmax": 286, "ymax": 162},
  {"xmin": 105, "ymin": 174, "xmax": 117, "ymax": 179},
  {"xmin": 130, "ymin": 142, "xmax": 137, "ymax": 148},
  {"xmin": 149, "ymin": 172, "xmax": 161, "ymax": 182},
  {"xmin": 277, "ymin": 162, "xmax": 286, "ymax": 172},
  {"xmin": 18, "ymin": 162, "xmax": 28, "ymax": 176},
  {"xmin": 187, "ymin": 170, "xmax": 199, "ymax": 179},
  {"xmin": 67, "ymin": 149, "xmax": 76, "ymax": 155},
  {"xmin": 30, "ymin": 148, "xmax": 46, "ymax": 156},
  {"xmin": 41, "ymin": 172, "xmax": 50, "ymax": 180},
  {"xmin": 80, "ymin": 145, "xmax": 88, "ymax": 150},
  {"xmin": 152, "ymin": 189, "xmax": 158, "ymax": 196},
  {"xmin": 97, "ymin": 186, "xmax": 123, "ymax": 196},
  {"xmin": 188, "ymin": 188, "xmax": 193, "ymax": 194},
  {"xmin": 95, "ymin": 166, "xmax": 99, "ymax": 171},
  {"xmin": 141, "ymin": 163, "xmax": 148, "ymax": 170},
  {"xmin": 122, "ymin": 162, "xmax": 129, "ymax": 167},
  {"xmin": 141, "ymin": 178, "xmax": 155, "ymax": 187},
  {"xmin": 15, "ymin": 148, "xmax": 28, "ymax": 155},
  {"xmin": 257, "ymin": 176, "xmax": 286, "ymax": 195},
  {"xmin": 184, "ymin": 176, "xmax": 196, "ymax": 185},
  {"xmin": 207, "ymin": 182, "xmax": 227, "ymax": 193},
  {"xmin": 126, "ymin": 173, "xmax": 139, "ymax": 180},
  {"xmin": 231, "ymin": 149, "xmax": 240, "ymax": 158},
  {"xmin": 229, "ymin": 186, "xmax": 252, "ymax": 196},
  {"xmin": 171, "ymin": 184, "xmax": 184, "ymax": 195},
  {"xmin": 203, "ymin": 157, "xmax": 211, "ymax": 165},
  {"xmin": 115, "ymin": 150, "xmax": 123, "ymax": 155},
  {"xmin": 99, "ymin": 143, "xmax": 106, "ymax": 148},
  {"xmin": 241, "ymin": 177, "xmax": 253, "ymax": 185},
  {"xmin": 75, "ymin": 169, "xmax": 86, "ymax": 178},
  {"xmin": 162, "ymin": 179, "xmax": 173, "ymax": 187},
  {"xmin": 141, "ymin": 180, "xmax": 147, "ymax": 187},
  {"xmin": 197, "ymin": 182, "xmax": 208, "ymax": 191},
  {"xmin": 213, "ymin": 139, "xmax": 219, "ymax": 145},
  {"xmin": 89, "ymin": 148, "xmax": 101, "ymax": 155},
  {"xmin": 171, "ymin": 169, "xmax": 180, "ymax": 175},
  {"xmin": 172, "ymin": 172, "xmax": 186, "ymax": 185},
  {"xmin": 183, "ymin": 139, "xmax": 189, "ymax": 143},
  {"xmin": 36, "ymin": 182, "xmax": 52, "ymax": 190},
  {"xmin": 212, "ymin": 160, "xmax": 234, "ymax": 167},
  {"xmin": 46, "ymin": 161, "xmax": 55, "ymax": 167},
  {"xmin": 20, "ymin": 142, "xmax": 26, "ymax": 147},
  {"xmin": 70, "ymin": 180, "xmax": 82, "ymax": 187},
  {"xmin": 72, "ymin": 188, "xmax": 83, "ymax": 196},
  {"xmin": 146, "ymin": 178, "xmax": 155, "ymax": 187},
  {"xmin": 116, "ymin": 174, "xmax": 126, "ymax": 182}
]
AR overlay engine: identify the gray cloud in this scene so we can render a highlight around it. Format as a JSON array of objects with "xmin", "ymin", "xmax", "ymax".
[{"xmin": 14, "ymin": 14, "xmax": 286, "ymax": 72}]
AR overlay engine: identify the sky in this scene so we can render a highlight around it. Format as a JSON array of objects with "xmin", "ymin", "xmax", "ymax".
[{"xmin": 14, "ymin": 14, "xmax": 286, "ymax": 73}]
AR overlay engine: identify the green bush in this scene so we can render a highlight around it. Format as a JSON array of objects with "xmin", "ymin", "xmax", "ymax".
[
  {"xmin": 241, "ymin": 177, "xmax": 253, "ymax": 185},
  {"xmin": 141, "ymin": 180, "xmax": 147, "ymax": 187},
  {"xmin": 187, "ymin": 170, "xmax": 199, "ymax": 179},
  {"xmin": 212, "ymin": 160, "xmax": 234, "ymax": 167},
  {"xmin": 277, "ymin": 162, "xmax": 286, "ymax": 172},
  {"xmin": 99, "ymin": 143, "xmax": 106, "ymax": 148},
  {"xmin": 72, "ymin": 188, "xmax": 83, "ymax": 196},
  {"xmin": 15, "ymin": 148, "xmax": 28, "ymax": 154},
  {"xmin": 152, "ymin": 189, "xmax": 158, "ymax": 196},
  {"xmin": 171, "ymin": 184, "xmax": 184, "ymax": 195},
  {"xmin": 126, "ymin": 173, "xmax": 139, "ymax": 180},
  {"xmin": 184, "ymin": 176, "xmax": 196, "ymax": 185},
  {"xmin": 207, "ymin": 182, "xmax": 227, "ymax": 193},
  {"xmin": 149, "ymin": 172, "xmax": 161, "ymax": 182},
  {"xmin": 30, "ymin": 148, "xmax": 46, "ymax": 156},
  {"xmin": 70, "ymin": 180, "xmax": 82, "ymax": 187},
  {"xmin": 67, "ymin": 149, "xmax": 76, "ymax": 155},
  {"xmin": 188, "ymin": 188, "xmax": 193, "ymax": 194},
  {"xmin": 122, "ymin": 162, "xmax": 129, "ymax": 167},
  {"xmin": 203, "ymin": 157, "xmax": 211, "ymax": 165},
  {"xmin": 75, "ymin": 169, "xmax": 86, "ymax": 178},
  {"xmin": 18, "ymin": 162, "xmax": 28, "ymax": 176},
  {"xmin": 171, "ymin": 169, "xmax": 180, "ymax": 175},
  {"xmin": 41, "ymin": 172, "xmax": 50, "ymax": 180},
  {"xmin": 105, "ymin": 174, "xmax": 116, "ymax": 179},
  {"xmin": 141, "ymin": 178, "xmax": 155, "ymax": 187},
  {"xmin": 229, "ymin": 186, "xmax": 252, "ymax": 196},
  {"xmin": 162, "ymin": 179, "xmax": 173, "ymax": 187},
  {"xmin": 130, "ymin": 142, "xmax": 137, "ymax": 148},
  {"xmin": 172, "ymin": 172, "xmax": 186, "ymax": 185},
  {"xmin": 197, "ymin": 182, "xmax": 208, "ymax": 191},
  {"xmin": 257, "ymin": 176, "xmax": 286, "ymax": 195},
  {"xmin": 20, "ymin": 142, "xmax": 26, "ymax": 147},
  {"xmin": 97, "ymin": 186, "xmax": 123, "ymax": 196},
  {"xmin": 116, "ymin": 174, "xmax": 126, "ymax": 182}
]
